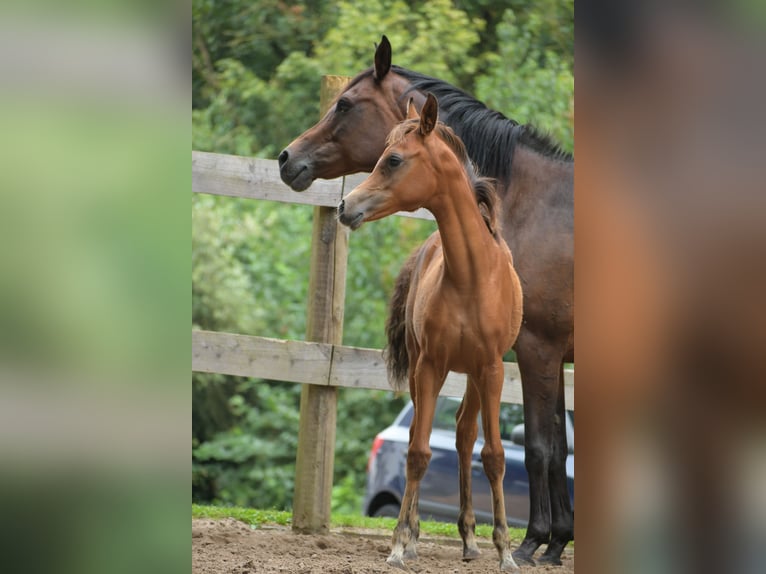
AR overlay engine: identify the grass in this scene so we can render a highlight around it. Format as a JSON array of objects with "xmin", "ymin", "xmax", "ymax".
[{"xmin": 192, "ymin": 504, "xmax": 528, "ymax": 543}]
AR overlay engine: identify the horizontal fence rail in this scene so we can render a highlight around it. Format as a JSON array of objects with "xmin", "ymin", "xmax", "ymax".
[
  {"xmin": 192, "ymin": 330, "xmax": 574, "ymax": 410},
  {"xmin": 192, "ymin": 151, "xmax": 434, "ymax": 221}
]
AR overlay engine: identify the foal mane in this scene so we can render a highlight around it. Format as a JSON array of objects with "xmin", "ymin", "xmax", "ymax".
[{"xmin": 387, "ymin": 118, "xmax": 501, "ymax": 239}]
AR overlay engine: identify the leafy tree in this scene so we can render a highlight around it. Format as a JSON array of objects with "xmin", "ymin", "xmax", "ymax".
[
  {"xmin": 193, "ymin": 0, "xmax": 335, "ymax": 107},
  {"xmin": 315, "ymin": 0, "xmax": 483, "ymax": 86},
  {"xmin": 475, "ymin": 8, "xmax": 574, "ymax": 152}
]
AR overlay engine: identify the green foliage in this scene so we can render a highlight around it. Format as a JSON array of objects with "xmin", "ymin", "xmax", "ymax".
[
  {"xmin": 193, "ymin": 0, "xmax": 335, "ymax": 106},
  {"xmin": 192, "ymin": 193, "xmax": 426, "ymax": 512},
  {"xmin": 193, "ymin": 377, "xmax": 302, "ymax": 509},
  {"xmin": 475, "ymin": 8, "xmax": 574, "ymax": 152},
  {"xmin": 191, "ymin": 55, "xmax": 323, "ymax": 157},
  {"xmin": 192, "ymin": 0, "xmax": 573, "ymax": 514},
  {"xmin": 315, "ymin": 0, "xmax": 483, "ymax": 86}
]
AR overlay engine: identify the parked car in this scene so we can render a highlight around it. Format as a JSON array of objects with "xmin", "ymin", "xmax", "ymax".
[{"xmin": 363, "ymin": 396, "xmax": 574, "ymax": 527}]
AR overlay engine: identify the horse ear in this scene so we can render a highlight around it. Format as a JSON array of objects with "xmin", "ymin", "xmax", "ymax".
[
  {"xmin": 406, "ymin": 97, "xmax": 419, "ymax": 120},
  {"xmin": 374, "ymin": 35, "xmax": 392, "ymax": 81},
  {"xmin": 419, "ymin": 93, "xmax": 438, "ymax": 136}
]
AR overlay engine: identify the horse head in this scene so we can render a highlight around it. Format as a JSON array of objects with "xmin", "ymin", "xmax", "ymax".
[{"xmin": 278, "ymin": 36, "xmax": 424, "ymax": 191}]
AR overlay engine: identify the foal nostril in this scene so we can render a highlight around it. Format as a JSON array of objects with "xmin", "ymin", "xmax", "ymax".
[
  {"xmin": 278, "ymin": 149, "xmax": 289, "ymax": 167},
  {"xmin": 337, "ymin": 200, "xmax": 345, "ymax": 214}
]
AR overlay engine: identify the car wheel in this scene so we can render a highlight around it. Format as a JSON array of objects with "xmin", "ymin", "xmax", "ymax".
[{"xmin": 372, "ymin": 503, "xmax": 400, "ymax": 518}]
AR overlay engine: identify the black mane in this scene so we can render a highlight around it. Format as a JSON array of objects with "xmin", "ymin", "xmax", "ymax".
[{"xmin": 393, "ymin": 66, "xmax": 573, "ymax": 182}]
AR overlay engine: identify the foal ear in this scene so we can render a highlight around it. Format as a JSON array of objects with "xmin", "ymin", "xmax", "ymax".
[
  {"xmin": 419, "ymin": 93, "xmax": 438, "ymax": 136},
  {"xmin": 406, "ymin": 97, "xmax": 419, "ymax": 119},
  {"xmin": 374, "ymin": 35, "xmax": 392, "ymax": 81}
]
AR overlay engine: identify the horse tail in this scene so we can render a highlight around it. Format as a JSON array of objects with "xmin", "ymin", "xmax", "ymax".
[{"xmin": 384, "ymin": 247, "xmax": 419, "ymax": 392}]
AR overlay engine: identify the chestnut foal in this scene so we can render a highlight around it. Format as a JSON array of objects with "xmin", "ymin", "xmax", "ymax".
[{"xmin": 338, "ymin": 94, "xmax": 523, "ymax": 571}]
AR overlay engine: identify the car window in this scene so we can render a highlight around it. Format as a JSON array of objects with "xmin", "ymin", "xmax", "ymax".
[
  {"xmin": 499, "ymin": 403, "xmax": 524, "ymax": 441},
  {"xmin": 432, "ymin": 398, "xmax": 460, "ymax": 431}
]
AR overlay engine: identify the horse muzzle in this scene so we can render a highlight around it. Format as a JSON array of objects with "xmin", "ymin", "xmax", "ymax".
[
  {"xmin": 337, "ymin": 199, "xmax": 365, "ymax": 230},
  {"xmin": 278, "ymin": 147, "xmax": 314, "ymax": 191}
]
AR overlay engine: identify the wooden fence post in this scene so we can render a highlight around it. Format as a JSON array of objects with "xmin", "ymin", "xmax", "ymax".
[{"xmin": 292, "ymin": 75, "xmax": 351, "ymax": 534}]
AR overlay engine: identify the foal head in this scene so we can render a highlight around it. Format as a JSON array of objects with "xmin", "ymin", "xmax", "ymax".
[{"xmin": 338, "ymin": 93, "xmax": 498, "ymax": 236}]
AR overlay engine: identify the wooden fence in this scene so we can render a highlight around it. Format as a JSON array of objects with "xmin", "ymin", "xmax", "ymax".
[{"xmin": 192, "ymin": 76, "xmax": 573, "ymax": 534}]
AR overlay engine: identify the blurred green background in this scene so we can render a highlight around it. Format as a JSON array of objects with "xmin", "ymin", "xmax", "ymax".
[
  {"xmin": 192, "ymin": 0, "xmax": 573, "ymax": 514},
  {"xmin": 0, "ymin": 3, "xmax": 188, "ymax": 574}
]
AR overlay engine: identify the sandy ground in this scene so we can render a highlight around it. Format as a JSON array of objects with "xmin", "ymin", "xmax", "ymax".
[{"xmin": 192, "ymin": 518, "xmax": 574, "ymax": 573}]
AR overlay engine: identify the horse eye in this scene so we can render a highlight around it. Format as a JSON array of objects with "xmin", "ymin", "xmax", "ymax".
[
  {"xmin": 335, "ymin": 98, "xmax": 351, "ymax": 113},
  {"xmin": 387, "ymin": 155, "xmax": 402, "ymax": 168}
]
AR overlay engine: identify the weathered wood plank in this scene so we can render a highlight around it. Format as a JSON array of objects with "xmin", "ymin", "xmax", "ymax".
[
  {"xmin": 192, "ymin": 151, "xmax": 343, "ymax": 207},
  {"xmin": 193, "ymin": 331, "xmax": 574, "ymax": 409},
  {"xmin": 192, "ymin": 151, "xmax": 435, "ymax": 221},
  {"xmin": 329, "ymin": 343, "xmax": 573, "ymax": 410},
  {"xmin": 191, "ymin": 330, "xmax": 331, "ymax": 384},
  {"xmin": 292, "ymin": 75, "xmax": 351, "ymax": 535}
]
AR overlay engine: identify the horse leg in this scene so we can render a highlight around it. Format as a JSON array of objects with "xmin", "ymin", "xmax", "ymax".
[
  {"xmin": 512, "ymin": 334, "xmax": 562, "ymax": 566},
  {"xmin": 456, "ymin": 380, "xmax": 481, "ymax": 560},
  {"xmin": 478, "ymin": 361, "xmax": 519, "ymax": 572},
  {"xmin": 537, "ymin": 362, "xmax": 574, "ymax": 565},
  {"xmin": 387, "ymin": 358, "xmax": 445, "ymax": 570}
]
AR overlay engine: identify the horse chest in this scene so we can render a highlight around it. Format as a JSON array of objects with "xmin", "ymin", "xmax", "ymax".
[{"xmin": 411, "ymin": 285, "xmax": 504, "ymax": 370}]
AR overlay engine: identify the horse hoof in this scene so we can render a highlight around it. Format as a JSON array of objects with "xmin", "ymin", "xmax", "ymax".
[
  {"xmin": 386, "ymin": 555, "xmax": 409, "ymax": 571},
  {"xmin": 462, "ymin": 546, "xmax": 481, "ymax": 561},
  {"xmin": 511, "ymin": 550, "xmax": 536, "ymax": 566},
  {"xmin": 536, "ymin": 554, "xmax": 563, "ymax": 566},
  {"xmin": 403, "ymin": 548, "xmax": 418, "ymax": 560}
]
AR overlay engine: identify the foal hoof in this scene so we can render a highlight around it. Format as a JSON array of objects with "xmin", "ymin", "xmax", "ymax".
[
  {"xmin": 462, "ymin": 546, "xmax": 481, "ymax": 561},
  {"xmin": 386, "ymin": 555, "xmax": 409, "ymax": 571},
  {"xmin": 499, "ymin": 556, "xmax": 520, "ymax": 572},
  {"xmin": 511, "ymin": 550, "xmax": 536, "ymax": 566}
]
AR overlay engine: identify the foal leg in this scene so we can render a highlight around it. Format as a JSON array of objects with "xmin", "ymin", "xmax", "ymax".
[
  {"xmin": 387, "ymin": 359, "xmax": 445, "ymax": 570},
  {"xmin": 456, "ymin": 380, "xmax": 482, "ymax": 560},
  {"xmin": 478, "ymin": 361, "xmax": 519, "ymax": 572},
  {"xmin": 402, "ymin": 482, "xmax": 420, "ymax": 560},
  {"xmin": 401, "ymin": 364, "xmax": 421, "ymax": 560}
]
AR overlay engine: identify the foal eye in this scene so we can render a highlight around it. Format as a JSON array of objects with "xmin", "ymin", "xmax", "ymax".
[
  {"xmin": 335, "ymin": 98, "xmax": 351, "ymax": 113},
  {"xmin": 387, "ymin": 155, "xmax": 403, "ymax": 168}
]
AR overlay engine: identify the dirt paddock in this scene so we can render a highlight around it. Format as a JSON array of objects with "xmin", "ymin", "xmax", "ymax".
[{"xmin": 193, "ymin": 518, "xmax": 574, "ymax": 573}]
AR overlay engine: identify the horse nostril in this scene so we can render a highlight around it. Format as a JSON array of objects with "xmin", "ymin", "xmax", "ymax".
[
  {"xmin": 337, "ymin": 200, "xmax": 345, "ymax": 214},
  {"xmin": 278, "ymin": 149, "xmax": 289, "ymax": 167}
]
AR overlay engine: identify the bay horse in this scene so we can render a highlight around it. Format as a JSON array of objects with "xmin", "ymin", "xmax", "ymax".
[
  {"xmin": 280, "ymin": 37, "xmax": 574, "ymax": 565},
  {"xmin": 338, "ymin": 94, "xmax": 523, "ymax": 571}
]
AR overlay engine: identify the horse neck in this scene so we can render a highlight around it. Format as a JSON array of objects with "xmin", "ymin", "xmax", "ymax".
[
  {"xmin": 502, "ymin": 145, "xmax": 574, "ymax": 220},
  {"xmin": 423, "ymin": 92, "xmax": 572, "ymax": 205},
  {"xmin": 425, "ymin": 166, "xmax": 500, "ymax": 289}
]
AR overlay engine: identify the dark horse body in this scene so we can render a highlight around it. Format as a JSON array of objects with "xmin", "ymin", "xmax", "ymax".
[{"xmin": 279, "ymin": 37, "xmax": 573, "ymax": 565}]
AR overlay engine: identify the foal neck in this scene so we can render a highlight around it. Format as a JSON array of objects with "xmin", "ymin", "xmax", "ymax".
[{"xmin": 425, "ymin": 157, "xmax": 501, "ymax": 288}]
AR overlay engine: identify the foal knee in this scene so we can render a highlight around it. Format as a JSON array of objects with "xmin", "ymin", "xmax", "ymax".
[
  {"xmin": 481, "ymin": 445, "xmax": 506, "ymax": 482},
  {"xmin": 406, "ymin": 447, "xmax": 431, "ymax": 482}
]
